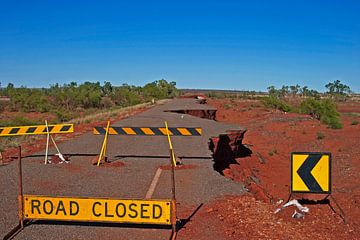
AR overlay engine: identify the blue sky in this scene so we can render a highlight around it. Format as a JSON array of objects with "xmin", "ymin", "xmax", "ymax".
[{"xmin": 0, "ymin": 0, "xmax": 359, "ymax": 92}]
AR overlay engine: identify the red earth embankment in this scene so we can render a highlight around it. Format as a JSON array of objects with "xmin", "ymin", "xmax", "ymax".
[{"xmin": 180, "ymin": 98, "xmax": 360, "ymax": 239}]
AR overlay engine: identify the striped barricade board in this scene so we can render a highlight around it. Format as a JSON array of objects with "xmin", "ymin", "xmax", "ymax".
[
  {"xmin": 93, "ymin": 126, "xmax": 202, "ymax": 136},
  {"xmin": 0, "ymin": 124, "xmax": 74, "ymax": 137}
]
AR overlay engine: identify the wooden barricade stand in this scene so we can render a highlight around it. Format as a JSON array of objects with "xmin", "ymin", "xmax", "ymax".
[
  {"xmin": 93, "ymin": 123, "xmax": 202, "ymax": 167},
  {"xmin": 96, "ymin": 120, "xmax": 111, "ymax": 166},
  {"xmin": 3, "ymin": 147, "xmax": 25, "ymax": 240},
  {"xmin": 44, "ymin": 120, "xmax": 68, "ymax": 164},
  {"xmin": 165, "ymin": 121, "xmax": 178, "ymax": 239}
]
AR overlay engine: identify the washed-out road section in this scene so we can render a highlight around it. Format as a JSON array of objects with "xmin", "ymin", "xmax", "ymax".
[{"xmin": 1, "ymin": 98, "xmax": 245, "ymax": 240}]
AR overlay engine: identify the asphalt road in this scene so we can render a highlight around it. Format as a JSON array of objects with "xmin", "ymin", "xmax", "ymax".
[{"xmin": 1, "ymin": 99, "xmax": 246, "ymax": 240}]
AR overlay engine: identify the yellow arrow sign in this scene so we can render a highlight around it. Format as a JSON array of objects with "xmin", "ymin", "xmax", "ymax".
[
  {"xmin": 291, "ymin": 152, "xmax": 331, "ymax": 193},
  {"xmin": 23, "ymin": 195, "xmax": 172, "ymax": 225}
]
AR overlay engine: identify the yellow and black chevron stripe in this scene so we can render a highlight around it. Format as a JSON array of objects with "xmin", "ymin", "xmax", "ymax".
[
  {"xmin": 0, "ymin": 124, "xmax": 74, "ymax": 137},
  {"xmin": 93, "ymin": 127, "xmax": 202, "ymax": 136},
  {"xmin": 291, "ymin": 152, "xmax": 331, "ymax": 194}
]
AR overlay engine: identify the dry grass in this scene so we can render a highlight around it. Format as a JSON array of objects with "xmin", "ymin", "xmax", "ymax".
[{"xmin": 69, "ymin": 99, "xmax": 169, "ymax": 124}]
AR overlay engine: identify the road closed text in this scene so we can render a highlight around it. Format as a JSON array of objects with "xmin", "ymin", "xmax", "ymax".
[{"xmin": 23, "ymin": 195, "xmax": 172, "ymax": 225}]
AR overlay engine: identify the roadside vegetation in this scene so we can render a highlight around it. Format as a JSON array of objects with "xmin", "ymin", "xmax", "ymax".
[
  {"xmin": 261, "ymin": 80, "xmax": 352, "ymax": 129},
  {"xmin": 0, "ymin": 79, "xmax": 178, "ymax": 124},
  {"xmin": 0, "ymin": 79, "xmax": 178, "ymax": 153},
  {"xmin": 200, "ymin": 80, "xmax": 353, "ymax": 129}
]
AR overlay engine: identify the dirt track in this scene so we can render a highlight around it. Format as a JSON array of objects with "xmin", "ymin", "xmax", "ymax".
[{"xmin": 0, "ymin": 99, "xmax": 246, "ymax": 240}]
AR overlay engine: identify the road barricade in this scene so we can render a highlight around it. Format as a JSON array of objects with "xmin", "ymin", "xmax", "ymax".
[
  {"xmin": 93, "ymin": 121, "xmax": 202, "ymax": 167},
  {"xmin": 3, "ymin": 145, "xmax": 179, "ymax": 240},
  {"xmin": 0, "ymin": 122, "xmax": 74, "ymax": 164}
]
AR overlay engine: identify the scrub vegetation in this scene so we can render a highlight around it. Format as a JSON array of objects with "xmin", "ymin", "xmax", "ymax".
[
  {"xmin": 0, "ymin": 79, "xmax": 179, "ymax": 124},
  {"xmin": 261, "ymin": 80, "xmax": 351, "ymax": 129}
]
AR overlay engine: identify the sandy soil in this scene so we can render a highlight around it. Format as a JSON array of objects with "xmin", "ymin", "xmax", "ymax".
[{"xmin": 180, "ymin": 98, "xmax": 360, "ymax": 239}]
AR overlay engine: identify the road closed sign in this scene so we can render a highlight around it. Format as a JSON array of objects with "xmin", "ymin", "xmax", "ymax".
[{"xmin": 23, "ymin": 195, "xmax": 172, "ymax": 225}]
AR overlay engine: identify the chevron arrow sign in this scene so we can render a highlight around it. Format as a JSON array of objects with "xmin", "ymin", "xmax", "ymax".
[{"xmin": 291, "ymin": 152, "xmax": 331, "ymax": 194}]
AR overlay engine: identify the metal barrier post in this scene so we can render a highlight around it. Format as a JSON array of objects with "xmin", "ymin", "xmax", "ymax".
[
  {"xmin": 164, "ymin": 121, "xmax": 178, "ymax": 238},
  {"xmin": 170, "ymin": 149, "xmax": 177, "ymax": 239},
  {"xmin": 165, "ymin": 121, "xmax": 177, "ymax": 167},
  {"xmin": 97, "ymin": 120, "xmax": 110, "ymax": 166},
  {"xmin": 17, "ymin": 146, "xmax": 24, "ymax": 228},
  {"xmin": 44, "ymin": 120, "xmax": 50, "ymax": 164},
  {"xmin": 3, "ymin": 147, "xmax": 25, "ymax": 240}
]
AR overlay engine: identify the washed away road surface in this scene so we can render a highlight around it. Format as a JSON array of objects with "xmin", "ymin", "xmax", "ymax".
[{"xmin": 1, "ymin": 99, "xmax": 246, "ymax": 240}]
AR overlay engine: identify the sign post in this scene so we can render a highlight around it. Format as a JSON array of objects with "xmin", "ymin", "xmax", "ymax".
[
  {"xmin": 3, "ymin": 147, "xmax": 25, "ymax": 240},
  {"xmin": 164, "ymin": 121, "xmax": 178, "ymax": 239}
]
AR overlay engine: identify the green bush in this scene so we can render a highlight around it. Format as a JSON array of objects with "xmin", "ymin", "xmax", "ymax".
[
  {"xmin": 1, "ymin": 79, "xmax": 178, "ymax": 120},
  {"xmin": 112, "ymin": 84, "xmax": 142, "ymax": 107},
  {"xmin": 351, "ymin": 120, "xmax": 359, "ymax": 125},
  {"xmin": 263, "ymin": 96, "xmax": 292, "ymax": 112},
  {"xmin": 53, "ymin": 109, "xmax": 77, "ymax": 122},
  {"xmin": 299, "ymin": 98, "xmax": 342, "ymax": 129},
  {"xmin": 0, "ymin": 102, "xmax": 6, "ymax": 112},
  {"xmin": 317, "ymin": 131, "xmax": 325, "ymax": 139}
]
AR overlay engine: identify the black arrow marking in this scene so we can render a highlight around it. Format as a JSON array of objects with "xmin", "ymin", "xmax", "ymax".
[{"xmin": 297, "ymin": 154, "xmax": 323, "ymax": 192}]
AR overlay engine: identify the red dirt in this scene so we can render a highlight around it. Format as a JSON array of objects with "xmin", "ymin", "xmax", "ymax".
[
  {"xmin": 337, "ymin": 101, "xmax": 360, "ymax": 113},
  {"xmin": 0, "ymin": 111, "xmax": 58, "ymax": 123},
  {"xmin": 180, "ymin": 98, "xmax": 360, "ymax": 239}
]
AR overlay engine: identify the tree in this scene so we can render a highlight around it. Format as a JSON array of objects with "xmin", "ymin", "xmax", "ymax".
[
  {"xmin": 301, "ymin": 86, "xmax": 309, "ymax": 97},
  {"xmin": 325, "ymin": 80, "xmax": 351, "ymax": 101},
  {"xmin": 290, "ymin": 84, "xmax": 301, "ymax": 95},
  {"xmin": 267, "ymin": 86, "xmax": 278, "ymax": 97},
  {"xmin": 102, "ymin": 81, "xmax": 113, "ymax": 96}
]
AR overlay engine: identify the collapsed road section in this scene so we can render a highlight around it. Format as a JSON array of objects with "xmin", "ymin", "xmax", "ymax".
[
  {"xmin": 164, "ymin": 98, "xmax": 217, "ymax": 120},
  {"xmin": 0, "ymin": 98, "xmax": 247, "ymax": 240}
]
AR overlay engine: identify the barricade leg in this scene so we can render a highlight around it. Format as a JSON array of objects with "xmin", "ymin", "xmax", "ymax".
[{"xmin": 3, "ymin": 147, "xmax": 25, "ymax": 240}]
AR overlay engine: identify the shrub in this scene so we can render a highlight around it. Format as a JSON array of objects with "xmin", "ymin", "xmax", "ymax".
[
  {"xmin": 0, "ymin": 102, "xmax": 6, "ymax": 112},
  {"xmin": 317, "ymin": 131, "xmax": 325, "ymax": 140},
  {"xmin": 268, "ymin": 148, "xmax": 277, "ymax": 156},
  {"xmin": 223, "ymin": 103, "xmax": 233, "ymax": 110},
  {"xmin": 100, "ymin": 97, "xmax": 114, "ymax": 108},
  {"xmin": 54, "ymin": 109, "xmax": 77, "ymax": 122},
  {"xmin": 351, "ymin": 120, "xmax": 359, "ymax": 125},
  {"xmin": 299, "ymin": 98, "xmax": 342, "ymax": 129},
  {"xmin": 263, "ymin": 96, "xmax": 292, "ymax": 112}
]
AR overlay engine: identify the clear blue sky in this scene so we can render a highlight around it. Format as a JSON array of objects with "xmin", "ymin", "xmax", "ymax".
[{"xmin": 0, "ymin": 0, "xmax": 359, "ymax": 92}]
